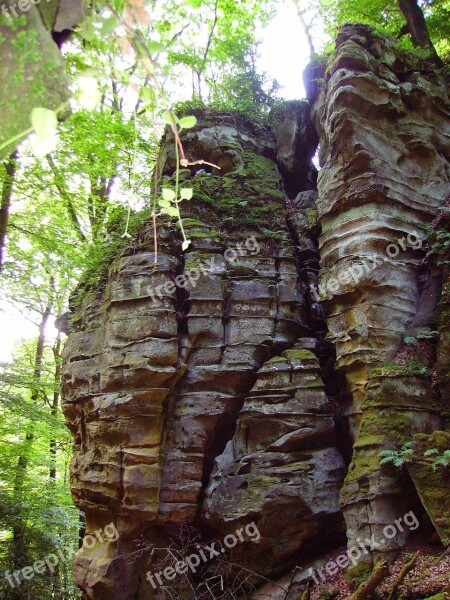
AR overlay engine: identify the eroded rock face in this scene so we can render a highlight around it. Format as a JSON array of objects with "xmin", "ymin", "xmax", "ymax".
[
  {"xmin": 407, "ymin": 431, "xmax": 450, "ymax": 547},
  {"xmin": 311, "ymin": 23, "xmax": 449, "ymax": 569},
  {"xmin": 311, "ymin": 23, "xmax": 449, "ymax": 433},
  {"xmin": 62, "ymin": 112, "xmax": 347, "ymax": 598},
  {"xmin": 203, "ymin": 343, "xmax": 346, "ymax": 573},
  {"xmin": 340, "ymin": 373, "xmax": 442, "ymax": 563}
]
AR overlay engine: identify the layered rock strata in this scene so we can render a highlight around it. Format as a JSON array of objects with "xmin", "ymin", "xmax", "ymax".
[
  {"xmin": 61, "ymin": 24, "xmax": 450, "ymax": 599},
  {"xmin": 311, "ymin": 23, "xmax": 450, "ymax": 432},
  {"xmin": 62, "ymin": 113, "xmax": 346, "ymax": 598},
  {"xmin": 310, "ymin": 23, "xmax": 450, "ymax": 567},
  {"xmin": 203, "ymin": 342, "xmax": 346, "ymax": 572}
]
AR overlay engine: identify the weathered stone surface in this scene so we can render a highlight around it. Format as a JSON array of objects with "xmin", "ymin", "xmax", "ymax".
[
  {"xmin": 62, "ymin": 113, "xmax": 330, "ymax": 598},
  {"xmin": 340, "ymin": 373, "xmax": 443, "ymax": 563},
  {"xmin": 270, "ymin": 100, "xmax": 318, "ymax": 197},
  {"xmin": 407, "ymin": 431, "xmax": 450, "ymax": 547},
  {"xmin": 311, "ymin": 23, "xmax": 450, "ymax": 434},
  {"xmin": 309, "ymin": 23, "xmax": 449, "ymax": 568},
  {"xmin": 202, "ymin": 343, "xmax": 346, "ymax": 572},
  {"xmin": 61, "ymin": 24, "xmax": 450, "ymax": 599}
]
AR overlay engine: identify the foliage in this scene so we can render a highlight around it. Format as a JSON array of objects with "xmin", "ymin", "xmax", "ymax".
[
  {"xmin": 424, "ymin": 448, "xmax": 450, "ymax": 472},
  {"xmin": 315, "ymin": 0, "xmax": 449, "ymax": 62},
  {"xmin": 379, "ymin": 442, "xmax": 414, "ymax": 467},
  {"xmin": 379, "ymin": 443, "xmax": 450, "ymax": 471},
  {"xmin": 0, "ymin": 341, "xmax": 80, "ymax": 599}
]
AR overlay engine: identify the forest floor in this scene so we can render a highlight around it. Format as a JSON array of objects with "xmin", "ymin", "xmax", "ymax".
[{"xmin": 309, "ymin": 536, "xmax": 449, "ymax": 599}]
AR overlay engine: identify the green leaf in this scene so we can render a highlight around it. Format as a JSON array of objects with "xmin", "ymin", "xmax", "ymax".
[
  {"xmin": 31, "ymin": 108, "xmax": 57, "ymax": 137},
  {"xmin": 147, "ymin": 41, "xmax": 165, "ymax": 53},
  {"xmin": 182, "ymin": 239, "xmax": 191, "ymax": 251},
  {"xmin": 101, "ymin": 16, "xmax": 117, "ymax": 34},
  {"xmin": 424, "ymin": 448, "xmax": 439, "ymax": 456},
  {"xmin": 162, "ymin": 111, "xmax": 179, "ymax": 125},
  {"xmin": 178, "ymin": 115, "xmax": 197, "ymax": 129},
  {"xmin": 161, "ymin": 206, "xmax": 178, "ymax": 217},
  {"xmin": 180, "ymin": 188, "xmax": 193, "ymax": 200},
  {"xmin": 77, "ymin": 77, "xmax": 100, "ymax": 110},
  {"xmin": 113, "ymin": 69, "xmax": 130, "ymax": 84},
  {"xmin": 158, "ymin": 198, "xmax": 171, "ymax": 208},
  {"xmin": 140, "ymin": 87, "xmax": 158, "ymax": 111},
  {"xmin": 404, "ymin": 336, "xmax": 417, "ymax": 345},
  {"xmin": 161, "ymin": 188, "xmax": 176, "ymax": 202},
  {"xmin": 140, "ymin": 87, "xmax": 157, "ymax": 102}
]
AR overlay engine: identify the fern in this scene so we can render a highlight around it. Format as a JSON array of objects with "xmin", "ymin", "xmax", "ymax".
[
  {"xmin": 379, "ymin": 443, "xmax": 413, "ymax": 468},
  {"xmin": 432, "ymin": 450, "xmax": 450, "ymax": 472},
  {"xmin": 424, "ymin": 448, "xmax": 439, "ymax": 457}
]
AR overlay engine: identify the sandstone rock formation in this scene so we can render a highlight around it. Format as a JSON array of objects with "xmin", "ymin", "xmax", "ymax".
[
  {"xmin": 311, "ymin": 23, "xmax": 449, "ymax": 431},
  {"xmin": 62, "ymin": 111, "xmax": 348, "ymax": 598},
  {"xmin": 203, "ymin": 343, "xmax": 346, "ymax": 572},
  {"xmin": 310, "ymin": 23, "xmax": 449, "ymax": 566},
  {"xmin": 61, "ymin": 24, "xmax": 450, "ymax": 599}
]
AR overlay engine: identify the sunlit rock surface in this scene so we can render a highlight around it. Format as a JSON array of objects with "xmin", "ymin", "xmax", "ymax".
[{"xmin": 311, "ymin": 23, "xmax": 449, "ymax": 433}]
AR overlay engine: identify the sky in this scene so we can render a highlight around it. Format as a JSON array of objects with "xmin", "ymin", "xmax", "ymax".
[
  {"xmin": 257, "ymin": 3, "xmax": 310, "ymax": 99},
  {"xmin": 0, "ymin": 3, "xmax": 312, "ymax": 363}
]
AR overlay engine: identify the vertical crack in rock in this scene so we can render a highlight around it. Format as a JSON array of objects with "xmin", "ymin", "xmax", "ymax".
[
  {"xmin": 272, "ymin": 99, "xmax": 353, "ymax": 462},
  {"xmin": 200, "ymin": 103, "xmax": 347, "ymax": 577}
]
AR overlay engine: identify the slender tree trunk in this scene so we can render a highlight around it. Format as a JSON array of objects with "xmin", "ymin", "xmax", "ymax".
[
  {"xmin": 397, "ymin": 0, "xmax": 443, "ymax": 66},
  {"xmin": 0, "ymin": 152, "xmax": 18, "ymax": 271},
  {"xmin": 46, "ymin": 156, "xmax": 87, "ymax": 242},
  {"xmin": 295, "ymin": 3, "xmax": 316, "ymax": 56},
  {"xmin": 49, "ymin": 332, "xmax": 62, "ymax": 481},
  {"xmin": 12, "ymin": 283, "xmax": 55, "ymax": 574}
]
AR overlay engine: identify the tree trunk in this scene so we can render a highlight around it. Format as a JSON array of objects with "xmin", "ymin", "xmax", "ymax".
[
  {"xmin": 346, "ymin": 561, "xmax": 389, "ymax": 600},
  {"xmin": 12, "ymin": 284, "xmax": 54, "ymax": 573},
  {"xmin": 396, "ymin": 0, "xmax": 443, "ymax": 66},
  {"xmin": 49, "ymin": 332, "xmax": 62, "ymax": 481},
  {"xmin": 0, "ymin": 152, "xmax": 18, "ymax": 270}
]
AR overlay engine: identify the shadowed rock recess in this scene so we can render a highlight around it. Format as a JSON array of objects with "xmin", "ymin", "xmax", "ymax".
[{"xmin": 61, "ymin": 24, "xmax": 449, "ymax": 600}]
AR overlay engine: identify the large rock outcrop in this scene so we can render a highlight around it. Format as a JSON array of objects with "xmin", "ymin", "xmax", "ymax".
[
  {"xmin": 61, "ymin": 24, "xmax": 450, "ymax": 599},
  {"xmin": 311, "ymin": 23, "xmax": 449, "ymax": 432},
  {"xmin": 62, "ymin": 112, "xmax": 346, "ymax": 598}
]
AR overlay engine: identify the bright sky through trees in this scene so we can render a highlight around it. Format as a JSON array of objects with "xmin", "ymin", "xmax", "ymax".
[{"xmin": 257, "ymin": 2, "xmax": 310, "ymax": 99}]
